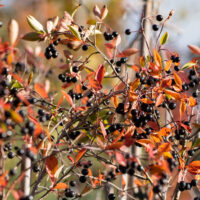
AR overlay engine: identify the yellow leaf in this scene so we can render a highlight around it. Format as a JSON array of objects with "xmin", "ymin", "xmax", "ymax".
[
  {"xmin": 164, "ymin": 60, "xmax": 172, "ymax": 71},
  {"xmin": 130, "ymin": 78, "xmax": 140, "ymax": 92},
  {"xmin": 160, "ymin": 32, "xmax": 168, "ymax": 45}
]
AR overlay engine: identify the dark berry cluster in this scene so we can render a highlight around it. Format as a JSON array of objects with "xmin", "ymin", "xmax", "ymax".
[
  {"xmin": 58, "ymin": 73, "xmax": 77, "ymax": 83},
  {"xmin": 37, "ymin": 109, "xmax": 51, "ymax": 122},
  {"xmin": 179, "ymin": 179, "xmax": 198, "ymax": 191},
  {"xmin": 104, "ymin": 31, "xmax": 118, "ymax": 41},
  {"xmin": 106, "ymin": 123, "xmax": 123, "ymax": 135},
  {"xmin": 45, "ymin": 41, "xmax": 60, "ymax": 59},
  {"xmin": 171, "ymin": 55, "xmax": 180, "ymax": 63}
]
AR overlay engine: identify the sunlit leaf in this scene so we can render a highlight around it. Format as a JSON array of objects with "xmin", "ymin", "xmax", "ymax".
[
  {"xmin": 174, "ymin": 72, "xmax": 182, "ymax": 89},
  {"xmin": 180, "ymin": 100, "xmax": 186, "ymax": 119},
  {"xmin": 155, "ymin": 94, "xmax": 163, "ymax": 107},
  {"xmin": 27, "ymin": 15, "xmax": 45, "ymax": 33},
  {"xmin": 68, "ymin": 25, "xmax": 81, "ymax": 40},
  {"xmin": 34, "ymin": 83, "xmax": 48, "ymax": 99},
  {"xmin": 117, "ymin": 48, "xmax": 139, "ymax": 57},
  {"xmin": 188, "ymin": 44, "xmax": 200, "ymax": 55},
  {"xmin": 75, "ymin": 148, "xmax": 86, "ymax": 163},
  {"xmin": 52, "ymin": 182, "xmax": 68, "ymax": 190},
  {"xmin": 160, "ymin": 32, "xmax": 168, "ymax": 45}
]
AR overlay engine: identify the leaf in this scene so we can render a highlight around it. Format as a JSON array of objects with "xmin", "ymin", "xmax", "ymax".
[
  {"xmin": 95, "ymin": 64, "xmax": 105, "ymax": 88},
  {"xmin": 181, "ymin": 62, "xmax": 196, "ymax": 70},
  {"xmin": 157, "ymin": 143, "xmax": 171, "ymax": 157},
  {"xmin": 116, "ymin": 151, "xmax": 127, "ymax": 167},
  {"xmin": 164, "ymin": 60, "xmax": 172, "ymax": 71},
  {"xmin": 130, "ymin": 78, "xmax": 140, "ymax": 92},
  {"xmin": 27, "ymin": 71, "xmax": 33, "ymax": 85},
  {"xmin": 174, "ymin": 72, "xmax": 182, "ymax": 89},
  {"xmin": 75, "ymin": 148, "xmax": 86, "ymax": 163},
  {"xmin": 46, "ymin": 155, "xmax": 58, "ymax": 178},
  {"xmin": 22, "ymin": 32, "xmax": 42, "ymax": 41},
  {"xmin": 160, "ymin": 32, "xmax": 168, "ymax": 45},
  {"xmin": 155, "ymin": 94, "xmax": 164, "ymax": 107},
  {"xmin": 153, "ymin": 49, "xmax": 162, "ymax": 67},
  {"xmin": 93, "ymin": 5, "xmax": 101, "ymax": 19},
  {"xmin": 140, "ymin": 98, "xmax": 154, "ymax": 104},
  {"xmin": 26, "ymin": 15, "xmax": 45, "ymax": 33},
  {"xmin": 158, "ymin": 128, "xmax": 171, "ymax": 136},
  {"xmin": 8, "ymin": 19, "xmax": 19, "ymax": 46},
  {"xmin": 10, "ymin": 110, "xmax": 23, "ymax": 123},
  {"xmin": 117, "ymin": 48, "xmax": 139, "ymax": 57},
  {"xmin": 188, "ymin": 96, "xmax": 197, "ymax": 107},
  {"xmin": 52, "ymin": 182, "xmax": 68, "ymax": 190},
  {"xmin": 186, "ymin": 161, "xmax": 200, "ymax": 174},
  {"xmin": 68, "ymin": 25, "xmax": 81, "ymax": 40},
  {"xmin": 188, "ymin": 44, "xmax": 200, "ymax": 55},
  {"xmin": 180, "ymin": 100, "xmax": 186, "ymax": 119},
  {"xmin": 164, "ymin": 89, "xmax": 181, "ymax": 100},
  {"xmin": 61, "ymin": 90, "xmax": 75, "ymax": 109},
  {"xmin": 106, "ymin": 142, "xmax": 124, "ymax": 150},
  {"xmin": 46, "ymin": 19, "xmax": 54, "ymax": 34},
  {"xmin": 34, "ymin": 83, "xmax": 48, "ymax": 98},
  {"xmin": 100, "ymin": 121, "xmax": 107, "ymax": 140},
  {"xmin": 100, "ymin": 5, "xmax": 108, "ymax": 20}
]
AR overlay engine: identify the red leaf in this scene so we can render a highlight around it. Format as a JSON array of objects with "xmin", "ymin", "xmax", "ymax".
[
  {"xmin": 46, "ymin": 155, "xmax": 58, "ymax": 184},
  {"xmin": 52, "ymin": 182, "xmax": 68, "ymax": 190},
  {"xmin": 117, "ymin": 48, "xmax": 139, "ymax": 57},
  {"xmin": 188, "ymin": 45, "xmax": 200, "ymax": 55},
  {"xmin": 95, "ymin": 64, "xmax": 105, "ymax": 88},
  {"xmin": 61, "ymin": 90, "xmax": 75, "ymax": 109},
  {"xmin": 116, "ymin": 151, "xmax": 127, "ymax": 167},
  {"xmin": 34, "ymin": 83, "xmax": 48, "ymax": 98},
  {"xmin": 75, "ymin": 148, "xmax": 86, "ymax": 163},
  {"xmin": 100, "ymin": 121, "xmax": 107, "ymax": 141}
]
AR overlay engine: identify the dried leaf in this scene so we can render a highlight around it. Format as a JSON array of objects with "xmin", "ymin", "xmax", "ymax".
[
  {"xmin": 174, "ymin": 72, "xmax": 182, "ymax": 89},
  {"xmin": 93, "ymin": 5, "xmax": 101, "ymax": 19},
  {"xmin": 75, "ymin": 148, "xmax": 86, "ymax": 163},
  {"xmin": 46, "ymin": 155, "xmax": 58, "ymax": 176},
  {"xmin": 160, "ymin": 32, "xmax": 168, "ymax": 45},
  {"xmin": 34, "ymin": 83, "xmax": 48, "ymax": 99},
  {"xmin": 8, "ymin": 19, "xmax": 19, "ymax": 46},
  {"xmin": 100, "ymin": 5, "xmax": 108, "ymax": 20},
  {"xmin": 188, "ymin": 45, "xmax": 200, "ymax": 55}
]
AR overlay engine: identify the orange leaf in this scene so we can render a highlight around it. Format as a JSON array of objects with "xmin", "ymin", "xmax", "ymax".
[
  {"xmin": 52, "ymin": 182, "xmax": 68, "ymax": 190},
  {"xmin": 153, "ymin": 49, "xmax": 162, "ymax": 67},
  {"xmin": 113, "ymin": 96, "xmax": 118, "ymax": 108},
  {"xmin": 131, "ymin": 65, "xmax": 140, "ymax": 72},
  {"xmin": 187, "ymin": 161, "xmax": 200, "ymax": 169},
  {"xmin": 134, "ymin": 179, "xmax": 143, "ymax": 186},
  {"xmin": 164, "ymin": 89, "xmax": 181, "ymax": 100},
  {"xmin": 155, "ymin": 94, "xmax": 163, "ymax": 107},
  {"xmin": 116, "ymin": 151, "xmax": 127, "ymax": 167},
  {"xmin": 140, "ymin": 98, "xmax": 154, "ymax": 104},
  {"xmin": 34, "ymin": 83, "xmax": 48, "ymax": 98},
  {"xmin": 157, "ymin": 142, "xmax": 171, "ymax": 157},
  {"xmin": 61, "ymin": 90, "xmax": 75, "ymax": 109},
  {"xmin": 56, "ymin": 95, "xmax": 64, "ymax": 109},
  {"xmin": 188, "ymin": 44, "xmax": 200, "ymax": 55},
  {"xmin": 112, "ymin": 129, "xmax": 124, "ymax": 144},
  {"xmin": 88, "ymin": 168, "xmax": 96, "ymax": 188},
  {"xmin": 117, "ymin": 48, "xmax": 139, "ymax": 57},
  {"xmin": 158, "ymin": 127, "xmax": 171, "ymax": 136},
  {"xmin": 174, "ymin": 72, "xmax": 182, "ymax": 89},
  {"xmin": 75, "ymin": 148, "xmax": 86, "ymax": 163},
  {"xmin": 130, "ymin": 78, "xmax": 140, "ymax": 92},
  {"xmin": 180, "ymin": 100, "xmax": 186, "ymax": 119},
  {"xmin": 164, "ymin": 60, "xmax": 172, "ymax": 71},
  {"xmin": 106, "ymin": 142, "xmax": 124, "ymax": 150},
  {"xmin": 189, "ymin": 96, "xmax": 197, "ymax": 107},
  {"xmin": 46, "ymin": 155, "xmax": 58, "ymax": 175}
]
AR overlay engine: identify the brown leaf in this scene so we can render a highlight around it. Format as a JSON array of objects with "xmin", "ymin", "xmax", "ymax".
[
  {"xmin": 188, "ymin": 45, "xmax": 200, "ymax": 55},
  {"xmin": 34, "ymin": 83, "xmax": 48, "ymax": 99},
  {"xmin": 93, "ymin": 5, "xmax": 101, "ymax": 19},
  {"xmin": 117, "ymin": 48, "xmax": 139, "ymax": 57},
  {"xmin": 100, "ymin": 5, "xmax": 108, "ymax": 20},
  {"xmin": 46, "ymin": 155, "xmax": 58, "ymax": 177}
]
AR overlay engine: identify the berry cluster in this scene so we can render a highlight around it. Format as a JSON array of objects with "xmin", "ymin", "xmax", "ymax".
[
  {"xmin": 179, "ymin": 179, "xmax": 198, "ymax": 191},
  {"xmin": 152, "ymin": 14, "xmax": 163, "ymax": 31},
  {"xmin": 103, "ymin": 31, "xmax": 118, "ymax": 41},
  {"xmin": 44, "ymin": 39, "xmax": 60, "ymax": 59},
  {"xmin": 58, "ymin": 73, "xmax": 78, "ymax": 83}
]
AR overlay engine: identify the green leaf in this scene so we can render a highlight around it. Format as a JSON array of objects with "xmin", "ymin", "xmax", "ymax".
[
  {"xmin": 26, "ymin": 15, "xmax": 45, "ymax": 33},
  {"xmin": 10, "ymin": 80, "xmax": 23, "ymax": 89},
  {"xmin": 68, "ymin": 25, "xmax": 81, "ymax": 40},
  {"xmin": 160, "ymin": 32, "xmax": 168, "ymax": 45},
  {"xmin": 22, "ymin": 32, "xmax": 41, "ymax": 41},
  {"xmin": 181, "ymin": 62, "xmax": 196, "ymax": 70}
]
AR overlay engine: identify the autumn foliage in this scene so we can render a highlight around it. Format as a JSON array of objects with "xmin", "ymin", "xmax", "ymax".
[{"xmin": 0, "ymin": 3, "xmax": 200, "ymax": 200}]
